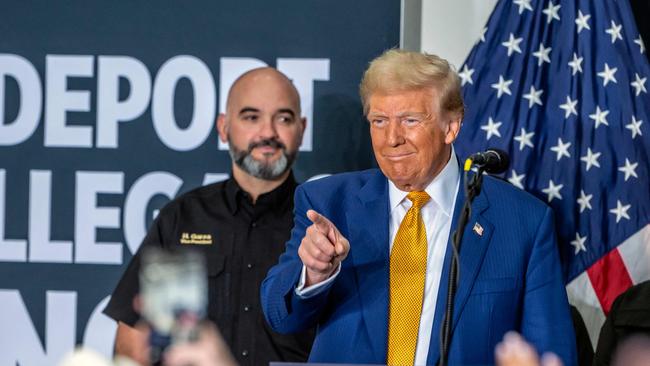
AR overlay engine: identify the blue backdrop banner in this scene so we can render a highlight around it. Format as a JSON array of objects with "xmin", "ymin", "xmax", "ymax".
[{"xmin": 0, "ymin": 2, "xmax": 399, "ymax": 363}]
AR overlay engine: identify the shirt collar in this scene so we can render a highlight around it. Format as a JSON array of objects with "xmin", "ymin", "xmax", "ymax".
[
  {"xmin": 388, "ymin": 147, "xmax": 459, "ymax": 217},
  {"xmin": 225, "ymin": 170, "xmax": 297, "ymax": 215}
]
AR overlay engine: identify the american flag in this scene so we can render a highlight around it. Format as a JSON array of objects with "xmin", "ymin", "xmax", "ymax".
[{"xmin": 454, "ymin": 0, "xmax": 650, "ymax": 346}]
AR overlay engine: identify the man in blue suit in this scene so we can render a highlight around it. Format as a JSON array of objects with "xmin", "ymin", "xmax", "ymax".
[{"xmin": 261, "ymin": 49, "xmax": 577, "ymax": 365}]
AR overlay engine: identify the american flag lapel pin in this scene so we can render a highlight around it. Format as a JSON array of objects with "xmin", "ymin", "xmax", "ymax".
[{"xmin": 473, "ymin": 222, "xmax": 484, "ymax": 236}]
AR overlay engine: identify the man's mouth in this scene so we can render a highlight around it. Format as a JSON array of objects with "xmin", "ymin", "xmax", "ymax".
[
  {"xmin": 383, "ymin": 152, "xmax": 415, "ymax": 161},
  {"xmin": 248, "ymin": 139, "xmax": 285, "ymax": 153},
  {"xmin": 254, "ymin": 145, "xmax": 279, "ymax": 155}
]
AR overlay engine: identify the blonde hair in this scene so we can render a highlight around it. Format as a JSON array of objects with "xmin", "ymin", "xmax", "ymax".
[{"xmin": 359, "ymin": 49, "xmax": 464, "ymax": 117}]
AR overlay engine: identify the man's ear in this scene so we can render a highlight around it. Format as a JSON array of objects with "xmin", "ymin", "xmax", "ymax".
[
  {"xmin": 444, "ymin": 113, "xmax": 462, "ymax": 145},
  {"xmin": 300, "ymin": 117, "xmax": 307, "ymax": 134},
  {"xmin": 217, "ymin": 113, "xmax": 228, "ymax": 142}
]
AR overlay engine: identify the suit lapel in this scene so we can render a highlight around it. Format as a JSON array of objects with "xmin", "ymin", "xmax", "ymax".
[
  {"xmin": 427, "ymin": 172, "xmax": 495, "ymax": 365},
  {"xmin": 346, "ymin": 171, "xmax": 390, "ymax": 362}
]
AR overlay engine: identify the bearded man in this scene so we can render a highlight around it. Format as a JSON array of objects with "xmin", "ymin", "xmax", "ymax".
[{"xmin": 104, "ymin": 68, "xmax": 314, "ymax": 366}]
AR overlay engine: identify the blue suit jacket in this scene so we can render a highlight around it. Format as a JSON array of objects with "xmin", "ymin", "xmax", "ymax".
[{"xmin": 261, "ymin": 168, "xmax": 577, "ymax": 365}]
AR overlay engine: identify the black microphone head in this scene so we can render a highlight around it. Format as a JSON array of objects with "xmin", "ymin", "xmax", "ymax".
[{"xmin": 484, "ymin": 148, "xmax": 509, "ymax": 174}]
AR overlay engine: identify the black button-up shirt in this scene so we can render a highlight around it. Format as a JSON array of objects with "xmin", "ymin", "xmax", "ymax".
[{"xmin": 104, "ymin": 172, "xmax": 313, "ymax": 366}]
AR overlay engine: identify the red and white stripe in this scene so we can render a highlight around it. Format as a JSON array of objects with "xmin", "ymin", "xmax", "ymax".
[{"xmin": 567, "ymin": 223, "xmax": 650, "ymax": 348}]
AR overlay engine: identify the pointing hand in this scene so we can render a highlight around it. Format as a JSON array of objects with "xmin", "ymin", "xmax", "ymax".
[{"xmin": 298, "ymin": 210, "xmax": 350, "ymax": 286}]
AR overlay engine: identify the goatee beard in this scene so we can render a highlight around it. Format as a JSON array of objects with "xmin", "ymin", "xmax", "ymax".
[{"xmin": 228, "ymin": 137, "xmax": 296, "ymax": 180}]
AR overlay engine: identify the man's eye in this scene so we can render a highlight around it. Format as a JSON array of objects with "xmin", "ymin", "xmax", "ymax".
[
  {"xmin": 242, "ymin": 114, "xmax": 259, "ymax": 121},
  {"xmin": 371, "ymin": 119, "xmax": 387, "ymax": 127},
  {"xmin": 403, "ymin": 118, "xmax": 419, "ymax": 125},
  {"xmin": 277, "ymin": 115, "xmax": 295, "ymax": 124}
]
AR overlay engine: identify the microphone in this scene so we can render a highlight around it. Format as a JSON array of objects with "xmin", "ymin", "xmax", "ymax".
[{"xmin": 466, "ymin": 148, "xmax": 509, "ymax": 174}]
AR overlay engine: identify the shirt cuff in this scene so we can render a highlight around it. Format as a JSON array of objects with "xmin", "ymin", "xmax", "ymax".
[{"xmin": 294, "ymin": 263, "xmax": 341, "ymax": 298}]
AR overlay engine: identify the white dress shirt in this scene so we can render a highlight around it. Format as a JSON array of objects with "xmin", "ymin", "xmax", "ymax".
[
  {"xmin": 389, "ymin": 152, "xmax": 459, "ymax": 365},
  {"xmin": 296, "ymin": 151, "xmax": 460, "ymax": 366}
]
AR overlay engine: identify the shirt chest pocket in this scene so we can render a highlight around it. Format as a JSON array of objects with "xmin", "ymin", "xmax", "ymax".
[
  {"xmin": 203, "ymin": 231, "xmax": 234, "ymax": 337},
  {"xmin": 205, "ymin": 255, "xmax": 234, "ymax": 336},
  {"xmin": 207, "ymin": 255, "xmax": 226, "ymax": 277}
]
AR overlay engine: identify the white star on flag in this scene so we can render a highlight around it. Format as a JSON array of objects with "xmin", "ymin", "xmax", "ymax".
[
  {"xmin": 618, "ymin": 158, "xmax": 639, "ymax": 181},
  {"xmin": 513, "ymin": 0, "xmax": 533, "ymax": 14},
  {"xmin": 480, "ymin": 27, "xmax": 487, "ymax": 43},
  {"xmin": 597, "ymin": 63, "xmax": 618, "ymax": 86},
  {"xmin": 609, "ymin": 200, "xmax": 631, "ymax": 223},
  {"xmin": 580, "ymin": 148, "xmax": 602, "ymax": 171},
  {"xmin": 634, "ymin": 36, "xmax": 646, "ymax": 54},
  {"xmin": 523, "ymin": 86, "xmax": 544, "ymax": 107},
  {"xmin": 491, "ymin": 75, "xmax": 513, "ymax": 98},
  {"xmin": 513, "ymin": 128, "xmax": 535, "ymax": 150},
  {"xmin": 577, "ymin": 190, "xmax": 593, "ymax": 213},
  {"xmin": 550, "ymin": 137, "xmax": 571, "ymax": 161},
  {"xmin": 508, "ymin": 170, "xmax": 525, "ymax": 189},
  {"xmin": 568, "ymin": 53, "xmax": 583, "ymax": 75},
  {"xmin": 570, "ymin": 233, "xmax": 587, "ymax": 254},
  {"xmin": 542, "ymin": 180, "xmax": 563, "ymax": 202},
  {"xmin": 542, "ymin": 2, "xmax": 561, "ymax": 23},
  {"xmin": 589, "ymin": 106, "xmax": 610, "ymax": 129},
  {"xmin": 481, "ymin": 117, "xmax": 503, "ymax": 140},
  {"xmin": 575, "ymin": 10, "xmax": 591, "ymax": 33},
  {"xmin": 625, "ymin": 116, "xmax": 643, "ymax": 139},
  {"xmin": 459, "ymin": 65, "xmax": 475, "ymax": 86},
  {"xmin": 605, "ymin": 20, "xmax": 623, "ymax": 43},
  {"xmin": 559, "ymin": 96, "xmax": 578, "ymax": 118},
  {"xmin": 502, "ymin": 33, "xmax": 523, "ymax": 56},
  {"xmin": 532, "ymin": 43, "xmax": 552, "ymax": 66},
  {"xmin": 630, "ymin": 73, "xmax": 647, "ymax": 96}
]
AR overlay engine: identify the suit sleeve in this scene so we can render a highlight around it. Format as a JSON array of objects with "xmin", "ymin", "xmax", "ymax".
[
  {"xmin": 520, "ymin": 207, "xmax": 578, "ymax": 366},
  {"xmin": 261, "ymin": 184, "xmax": 333, "ymax": 334}
]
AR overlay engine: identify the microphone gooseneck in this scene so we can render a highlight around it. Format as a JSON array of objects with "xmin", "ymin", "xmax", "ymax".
[
  {"xmin": 465, "ymin": 148, "xmax": 509, "ymax": 174},
  {"xmin": 439, "ymin": 148, "xmax": 510, "ymax": 366}
]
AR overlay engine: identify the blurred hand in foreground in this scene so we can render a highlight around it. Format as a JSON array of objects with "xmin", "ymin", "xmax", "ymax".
[
  {"xmin": 495, "ymin": 332, "xmax": 563, "ymax": 366},
  {"xmin": 164, "ymin": 322, "xmax": 237, "ymax": 366}
]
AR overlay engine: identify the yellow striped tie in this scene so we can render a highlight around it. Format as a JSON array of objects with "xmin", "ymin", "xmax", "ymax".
[{"xmin": 387, "ymin": 191, "xmax": 430, "ymax": 366}]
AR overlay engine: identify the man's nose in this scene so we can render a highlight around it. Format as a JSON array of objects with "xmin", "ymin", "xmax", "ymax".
[
  {"xmin": 386, "ymin": 120, "xmax": 405, "ymax": 147},
  {"xmin": 258, "ymin": 117, "xmax": 278, "ymax": 139}
]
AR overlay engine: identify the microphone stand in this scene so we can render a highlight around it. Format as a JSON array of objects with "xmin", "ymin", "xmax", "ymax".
[{"xmin": 439, "ymin": 164, "xmax": 485, "ymax": 366}]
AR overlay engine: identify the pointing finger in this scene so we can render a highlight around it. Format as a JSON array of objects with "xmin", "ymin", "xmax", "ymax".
[
  {"xmin": 307, "ymin": 210, "xmax": 348, "ymax": 258},
  {"xmin": 307, "ymin": 210, "xmax": 330, "ymax": 231},
  {"xmin": 306, "ymin": 210, "xmax": 339, "ymax": 243}
]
